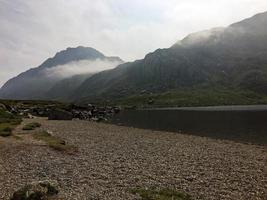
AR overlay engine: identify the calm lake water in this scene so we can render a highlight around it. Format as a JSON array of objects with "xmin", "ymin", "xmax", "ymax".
[{"xmin": 111, "ymin": 105, "xmax": 267, "ymax": 145}]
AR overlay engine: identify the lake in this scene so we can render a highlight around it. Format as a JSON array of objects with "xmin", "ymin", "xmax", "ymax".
[{"xmin": 111, "ymin": 105, "xmax": 267, "ymax": 145}]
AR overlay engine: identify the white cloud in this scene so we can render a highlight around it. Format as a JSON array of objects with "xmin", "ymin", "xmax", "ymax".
[
  {"xmin": 0, "ymin": 0, "xmax": 267, "ymax": 87},
  {"xmin": 44, "ymin": 59, "xmax": 123, "ymax": 79}
]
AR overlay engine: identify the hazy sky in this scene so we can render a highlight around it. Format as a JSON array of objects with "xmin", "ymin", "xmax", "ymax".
[{"xmin": 1, "ymin": 0, "xmax": 267, "ymax": 87}]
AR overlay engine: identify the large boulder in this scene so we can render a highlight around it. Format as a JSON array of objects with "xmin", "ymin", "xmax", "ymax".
[{"xmin": 48, "ymin": 109, "xmax": 73, "ymax": 120}]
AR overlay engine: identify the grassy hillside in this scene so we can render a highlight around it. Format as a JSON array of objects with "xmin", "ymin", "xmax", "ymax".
[
  {"xmin": 114, "ymin": 87, "xmax": 267, "ymax": 108},
  {"xmin": 0, "ymin": 99, "xmax": 70, "ymax": 109},
  {"xmin": 73, "ymin": 12, "xmax": 267, "ymax": 103}
]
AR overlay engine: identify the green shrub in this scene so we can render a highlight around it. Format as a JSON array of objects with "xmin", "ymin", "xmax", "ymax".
[
  {"xmin": 33, "ymin": 131, "xmax": 76, "ymax": 153},
  {"xmin": 0, "ymin": 126, "xmax": 12, "ymax": 137},
  {"xmin": 115, "ymin": 87, "xmax": 267, "ymax": 108},
  {"xmin": 22, "ymin": 122, "xmax": 41, "ymax": 130},
  {"xmin": 0, "ymin": 109, "xmax": 21, "ymax": 137},
  {"xmin": 0, "ymin": 132, "xmax": 12, "ymax": 137}
]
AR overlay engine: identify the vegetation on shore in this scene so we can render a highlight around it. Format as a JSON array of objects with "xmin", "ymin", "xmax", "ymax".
[
  {"xmin": 114, "ymin": 87, "xmax": 267, "ymax": 108},
  {"xmin": 33, "ymin": 131, "xmax": 77, "ymax": 153},
  {"xmin": 10, "ymin": 180, "xmax": 59, "ymax": 200},
  {"xmin": 22, "ymin": 122, "xmax": 41, "ymax": 130},
  {"xmin": 0, "ymin": 108, "xmax": 21, "ymax": 137},
  {"xmin": 0, "ymin": 99, "xmax": 71, "ymax": 110},
  {"xmin": 131, "ymin": 188, "xmax": 192, "ymax": 200},
  {"xmin": 2, "ymin": 86, "xmax": 267, "ymax": 110}
]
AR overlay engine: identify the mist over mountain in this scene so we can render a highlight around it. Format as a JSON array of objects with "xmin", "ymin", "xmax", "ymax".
[
  {"xmin": 0, "ymin": 47, "xmax": 123, "ymax": 100},
  {"xmin": 1, "ymin": 12, "xmax": 267, "ymax": 105},
  {"xmin": 73, "ymin": 12, "xmax": 267, "ymax": 103},
  {"xmin": 45, "ymin": 73, "xmax": 94, "ymax": 101}
]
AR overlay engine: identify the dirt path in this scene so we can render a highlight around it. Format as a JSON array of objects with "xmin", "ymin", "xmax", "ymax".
[{"xmin": 0, "ymin": 118, "xmax": 266, "ymax": 199}]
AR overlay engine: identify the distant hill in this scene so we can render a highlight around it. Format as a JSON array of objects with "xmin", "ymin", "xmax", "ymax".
[
  {"xmin": 0, "ymin": 46, "xmax": 123, "ymax": 100},
  {"xmin": 73, "ymin": 12, "xmax": 267, "ymax": 105}
]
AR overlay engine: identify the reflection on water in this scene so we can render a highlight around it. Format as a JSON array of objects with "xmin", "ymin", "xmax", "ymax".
[{"xmin": 111, "ymin": 106, "xmax": 267, "ymax": 145}]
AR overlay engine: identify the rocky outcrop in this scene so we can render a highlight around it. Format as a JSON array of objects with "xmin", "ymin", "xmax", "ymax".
[
  {"xmin": 0, "ymin": 101, "xmax": 121, "ymax": 121},
  {"xmin": 48, "ymin": 109, "xmax": 73, "ymax": 120},
  {"xmin": 71, "ymin": 105, "xmax": 121, "ymax": 121}
]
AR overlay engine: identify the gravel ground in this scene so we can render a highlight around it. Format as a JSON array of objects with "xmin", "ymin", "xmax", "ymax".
[{"xmin": 0, "ymin": 118, "xmax": 266, "ymax": 200}]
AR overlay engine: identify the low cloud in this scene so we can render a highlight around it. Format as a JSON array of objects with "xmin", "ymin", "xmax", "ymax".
[
  {"xmin": 1, "ymin": 0, "xmax": 267, "ymax": 87},
  {"xmin": 179, "ymin": 28, "xmax": 225, "ymax": 46},
  {"xmin": 44, "ymin": 59, "xmax": 123, "ymax": 79}
]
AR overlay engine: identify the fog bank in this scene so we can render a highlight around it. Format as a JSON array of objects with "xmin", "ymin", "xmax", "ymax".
[{"xmin": 44, "ymin": 59, "xmax": 123, "ymax": 79}]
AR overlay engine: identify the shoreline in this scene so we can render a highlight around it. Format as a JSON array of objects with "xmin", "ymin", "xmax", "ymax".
[
  {"xmin": 0, "ymin": 118, "xmax": 266, "ymax": 199},
  {"xmin": 144, "ymin": 104, "xmax": 267, "ymax": 111}
]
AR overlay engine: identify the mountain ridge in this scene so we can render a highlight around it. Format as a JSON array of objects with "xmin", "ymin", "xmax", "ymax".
[
  {"xmin": 1, "ymin": 12, "xmax": 267, "ymax": 106},
  {"xmin": 0, "ymin": 47, "xmax": 123, "ymax": 100},
  {"xmin": 73, "ymin": 11, "xmax": 267, "ymax": 103}
]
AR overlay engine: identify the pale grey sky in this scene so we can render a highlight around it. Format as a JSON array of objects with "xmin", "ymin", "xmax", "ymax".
[{"xmin": 1, "ymin": 0, "xmax": 267, "ymax": 87}]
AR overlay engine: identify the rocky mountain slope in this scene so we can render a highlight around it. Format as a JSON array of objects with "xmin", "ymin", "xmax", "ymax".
[
  {"xmin": 46, "ymin": 74, "xmax": 93, "ymax": 101},
  {"xmin": 74, "ymin": 12, "xmax": 267, "ymax": 103},
  {"xmin": 1, "ymin": 12, "xmax": 267, "ymax": 106},
  {"xmin": 0, "ymin": 46, "xmax": 123, "ymax": 100}
]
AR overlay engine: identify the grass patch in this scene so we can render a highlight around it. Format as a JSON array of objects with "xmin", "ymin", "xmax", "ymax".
[
  {"xmin": 0, "ymin": 109, "xmax": 21, "ymax": 124},
  {"xmin": 0, "ymin": 99, "xmax": 72, "ymax": 113},
  {"xmin": 12, "ymin": 135, "xmax": 23, "ymax": 140},
  {"xmin": 0, "ymin": 127, "xmax": 12, "ymax": 137},
  {"xmin": 33, "ymin": 131, "xmax": 76, "ymax": 153},
  {"xmin": 115, "ymin": 87, "xmax": 267, "ymax": 108},
  {"xmin": 0, "ymin": 109, "xmax": 21, "ymax": 137},
  {"xmin": 131, "ymin": 188, "xmax": 192, "ymax": 200},
  {"xmin": 22, "ymin": 122, "xmax": 41, "ymax": 130}
]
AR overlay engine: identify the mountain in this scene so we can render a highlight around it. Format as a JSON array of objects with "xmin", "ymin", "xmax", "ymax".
[
  {"xmin": 45, "ymin": 73, "xmax": 93, "ymax": 101},
  {"xmin": 1, "ymin": 12, "xmax": 267, "ymax": 106},
  {"xmin": 73, "ymin": 12, "xmax": 267, "ymax": 104},
  {"xmin": 0, "ymin": 46, "xmax": 123, "ymax": 100}
]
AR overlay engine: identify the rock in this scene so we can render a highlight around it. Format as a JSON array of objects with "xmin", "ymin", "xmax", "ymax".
[
  {"xmin": 98, "ymin": 110, "xmax": 106, "ymax": 115},
  {"xmin": 72, "ymin": 110, "xmax": 80, "ymax": 118},
  {"xmin": 10, "ymin": 180, "xmax": 59, "ymax": 200},
  {"xmin": 148, "ymin": 98, "xmax": 154, "ymax": 105},
  {"xmin": 48, "ymin": 109, "xmax": 73, "ymax": 120},
  {"xmin": 87, "ymin": 104, "xmax": 93, "ymax": 109},
  {"xmin": 45, "ymin": 104, "xmax": 121, "ymax": 121},
  {"xmin": 140, "ymin": 89, "xmax": 147, "ymax": 94},
  {"xmin": 91, "ymin": 117, "xmax": 100, "ymax": 122},
  {"xmin": 125, "ymin": 105, "xmax": 137, "ymax": 110},
  {"xmin": 113, "ymin": 106, "xmax": 121, "ymax": 113},
  {"xmin": 92, "ymin": 109, "xmax": 98, "ymax": 115},
  {"xmin": 38, "ymin": 111, "xmax": 44, "ymax": 116},
  {"xmin": 59, "ymin": 140, "xmax": 66, "ymax": 145},
  {"xmin": 0, "ymin": 103, "xmax": 6, "ymax": 110},
  {"xmin": 27, "ymin": 113, "xmax": 35, "ymax": 119},
  {"xmin": 98, "ymin": 116, "xmax": 108, "ymax": 121},
  {"xmin": 185, "ymin": 176, "xmax": 196, "ymax": 182},
  {"xmin": 10, "ymin": 106, "xmax": 19, "ymax": 114},
  {"xmin": 87, "ymin": 110, "xmax": 92, "ymax": 116}
]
